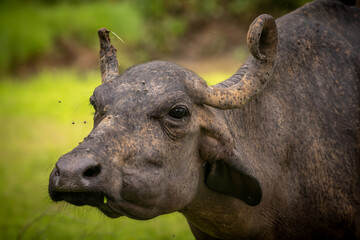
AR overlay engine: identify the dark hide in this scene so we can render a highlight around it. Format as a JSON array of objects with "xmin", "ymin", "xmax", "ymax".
[{"xmin": 49, "ymin": 0, "xmax": 360, "ymax": 239}]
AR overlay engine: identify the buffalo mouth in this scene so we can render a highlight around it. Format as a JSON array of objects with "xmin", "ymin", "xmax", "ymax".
[{"xmin": 49, "ymin": 191, "xmax": 122, "ymax": 218}]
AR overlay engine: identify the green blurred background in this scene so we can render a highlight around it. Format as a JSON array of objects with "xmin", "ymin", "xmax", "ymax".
[{"xmin": 0, "ymin": 0, "xmax": 309, "ymax": 239}]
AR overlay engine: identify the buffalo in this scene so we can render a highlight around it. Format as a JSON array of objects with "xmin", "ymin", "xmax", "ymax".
[{"xmin": 49, "ymin": 0, "xmax": 360, "ymax": 239}]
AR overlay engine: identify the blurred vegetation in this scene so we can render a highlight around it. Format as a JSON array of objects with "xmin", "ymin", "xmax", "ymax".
[
  {"xmin": 0, "ymin": 2, "xmax": 146, "ymax": 74},
  {"xmin": 0, "ymin": 0, "xmax": 310, "ymax": 76}
]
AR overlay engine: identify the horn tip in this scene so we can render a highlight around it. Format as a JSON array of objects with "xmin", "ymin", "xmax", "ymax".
[
  {"xmin": 98, "ymin": 28, "xmax": 109, "ymax": 35},
  {"xmin": 98, "ymin": 28, "xmax": 111, "ymax": 44}
]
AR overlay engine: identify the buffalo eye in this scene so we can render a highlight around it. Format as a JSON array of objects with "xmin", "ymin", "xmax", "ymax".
[{"xmin": 168, "ymin": 106, "xmax": 189, "ymax": 119}]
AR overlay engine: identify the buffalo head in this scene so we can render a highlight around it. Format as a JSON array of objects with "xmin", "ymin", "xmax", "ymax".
[{"xmin": 49, "ymin": 14, "xmax": 278, "ymax": 221}]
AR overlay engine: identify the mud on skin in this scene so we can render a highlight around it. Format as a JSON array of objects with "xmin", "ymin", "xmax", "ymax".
[{"xmin": 49, "ymin": 0, "xmax": 360, "ymax": 239}]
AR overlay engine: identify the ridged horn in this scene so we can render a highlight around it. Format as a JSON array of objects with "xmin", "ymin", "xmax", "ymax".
[
  {"xmin": 98, "ymin": 28, "xmax": 119, "ymax": 84},
  {"xmin": 196, "ymin": 14, "xmax": 278, "ymax": 109}
]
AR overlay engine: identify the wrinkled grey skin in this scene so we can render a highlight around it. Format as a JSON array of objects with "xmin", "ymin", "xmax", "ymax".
[{"xmin": 49, "ymin": 0, "xmax": 360, "ymax": 239}]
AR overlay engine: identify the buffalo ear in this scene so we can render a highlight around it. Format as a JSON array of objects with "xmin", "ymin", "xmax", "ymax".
[
  {"xmin": 205, "ymin": 160, "xmax": 262, "ymax": 206},
  {"xmin": 199, "ymin": 109, "xmax": 262, "ymax": 206}
]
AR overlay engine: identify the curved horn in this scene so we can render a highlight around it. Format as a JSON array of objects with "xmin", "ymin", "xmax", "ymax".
[
  {"xmin": 98, "ymin": 28, "xmax": 119, "ymax": 84},
  {"xmin": 191, "ymin": 14, "xmax": 278, "ymax": 109}
]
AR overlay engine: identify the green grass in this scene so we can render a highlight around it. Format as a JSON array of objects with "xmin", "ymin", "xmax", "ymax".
[
  {"xmin": 0, "ymin": 69, "xmax": 225, "ymax": 240},
  {"xmin": 0, "ymin": 2, "xmax": 146, "ymax": 74}
]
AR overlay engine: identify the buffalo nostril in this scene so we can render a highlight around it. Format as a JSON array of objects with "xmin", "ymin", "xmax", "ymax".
[
  {"xmin": 83, "ymin": 165, "xmax": 101, "ymax": 178},
  {"xmin": 53, "ymin": 164, "xmax": 61, "ymax": 177}
]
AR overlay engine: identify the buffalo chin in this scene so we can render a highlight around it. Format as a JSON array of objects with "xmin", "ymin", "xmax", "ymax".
[{"xmin": 98, "ymin": 205, "xmax": 123, "ymax": 218}]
